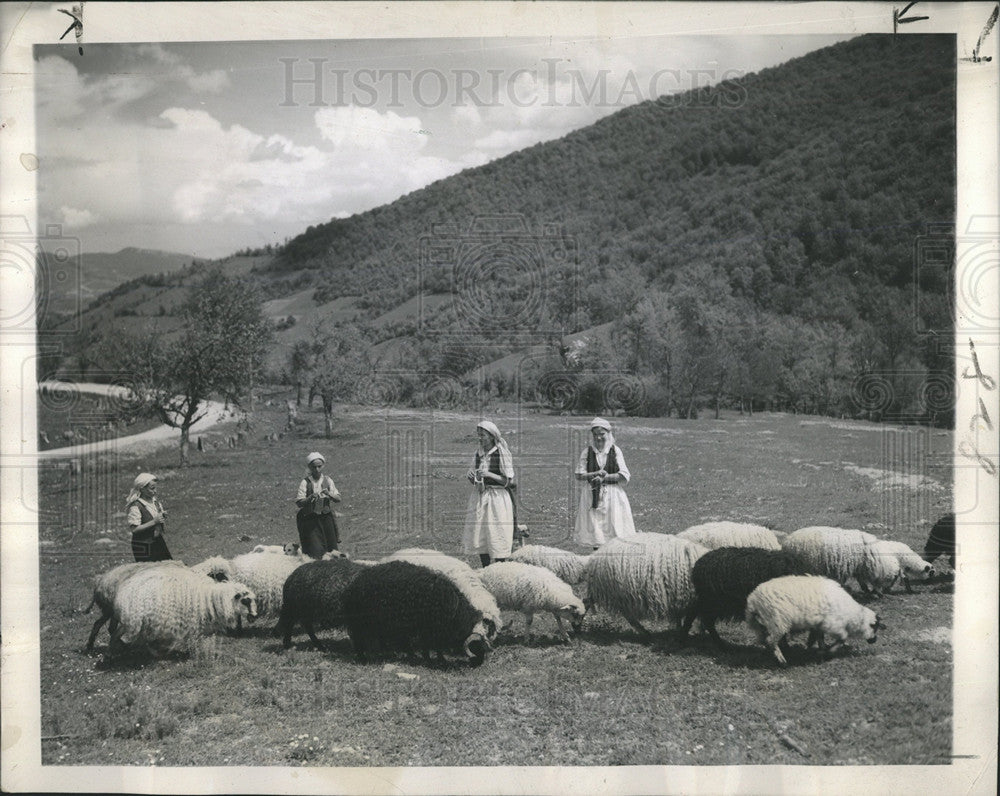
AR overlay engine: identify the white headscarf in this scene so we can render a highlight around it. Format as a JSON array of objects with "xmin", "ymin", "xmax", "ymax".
[
  {"xmin": 306, "ymin": 452, "xmax": 325, "ymax": 465},
  {"xmin": 589, "ymin": 417, "xmax": 615, "ymax": 454},
  {"xmin": 125, "ymin": 472, "xmax": 157, "ymax": 508},
  {"xmin": 476, "ymin": 420, "xmax": 514, "ymax": 478}
]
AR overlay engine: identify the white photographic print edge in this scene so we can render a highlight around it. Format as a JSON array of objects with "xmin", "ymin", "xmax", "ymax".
[{"xmin": 1, "ymin": 2, "xmax": 997, "ymax": 794}]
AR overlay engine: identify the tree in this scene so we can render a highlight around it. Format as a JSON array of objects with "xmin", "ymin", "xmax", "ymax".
[
  {"xmin": 103, "ymin": 269, "xmax": 273, "ymax": 465},
  {"xmin": 309, "ymin": 324, "xmax": 370, "ymax": 437}
]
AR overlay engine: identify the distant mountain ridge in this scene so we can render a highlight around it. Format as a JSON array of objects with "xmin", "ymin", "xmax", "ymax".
[{"xmin": 41, "ymin": 246, "xmax": 198, "ymax": 319}]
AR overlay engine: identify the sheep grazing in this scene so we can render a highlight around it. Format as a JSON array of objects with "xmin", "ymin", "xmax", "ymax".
[
  {"xmin": 479, "ymin": 561, "xmax": 587, "ymax": 642},
  {"xmin": 781, "ymin": 526, "xmax": 884, "ymax": 593},
  {"xmin": 228, "ymin": 551, "xmax": 307, "ymax": 621},
  {"xmin": 342, "ymin": 560, "xmax": 494, "ymax": 667},
  {"xmin": 382, "ymin": 548, "xmax": 501, "ymax": 641},
  {"xmin": 510, "ymin": 544, "xmax": 590, "ymax": 585},
  {"xmin": 677, "ymin": 521, "xmax": 782, "ymax": 551},
  {"xmin": 924, "ymin": 513, "xmax": 956, "ymax": 569},
  {"xmin": 84, "ymin": 560, "xmax": 185, "ymax": 651},
  {"xmin": 679, "ymin": 547, "xmax": 807, "ymax": 648},
  {"xmin": 190, "ymin": 556, "xmax": 235, "ymax": 582},
  {"xmin": 276, "ymin": 557, "xmax": 368, "ymax": 651},
  {"xmin": 868, "ymin": 540, "xmax": 934, "ymax": 594},
  {"xmin": 584, "ymin": 532, "xmax": 708, "ymax": 638},
  {"xmin": 745, "ymin": 575, "xmax": 883, "ymax": 666},
  {"xmin": 110, "ymin": 566, "xmax": 258, "ymax": 656}
]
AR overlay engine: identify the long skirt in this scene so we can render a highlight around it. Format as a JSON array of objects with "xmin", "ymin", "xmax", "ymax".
[
  {"xmin": 573, "ymin": 483, "xmax": 636, "ymax": 547},
  {"xmin": 131, "ymin": 529, "xmax": 172, "ymax": 563},
  {"xmin": 463, "ymin": 488, "xmax": 514, "ymax": 560},
  {"xmin": 297, "ymin": 510, "xmax": 339, "ymax": 559}
]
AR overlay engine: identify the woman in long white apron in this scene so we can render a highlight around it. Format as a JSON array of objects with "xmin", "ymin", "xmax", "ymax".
[
  {"xmin": 463, "ymin": 420, "xmax": 516, "ymax": 567},
  {"xmin": 573, "ymin": 417, "xmax": 637, "ymax": 549}
]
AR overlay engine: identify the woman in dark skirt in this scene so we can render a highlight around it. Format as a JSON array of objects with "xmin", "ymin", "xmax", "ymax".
[
  {"xmin": 125, "ymin": 472, "xmax": 172, "ymax": 562},
  {"xmin": 295, "ymin": 452, "xmax": 341, "ymax": 559}
]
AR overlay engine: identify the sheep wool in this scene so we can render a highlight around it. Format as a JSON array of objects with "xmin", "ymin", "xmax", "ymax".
[
  {"xmin": 781, "ymin": 526, "xmax": 880, "ymax": 589},
  {"xmin": 680, "ymin": 547, "xmax": 807, "ymax": 646},
  {"xmin": 84, "ymin": 560, "xmax": 185, "ymax": 651},
  {"xmin": 382, "ymin": 548, "xmax": 501, "ymax": 640},
  {"xmin": 228, "ymin": 551, "xmax": 308, "ymax": 620},
  {"xmin": 276, "ymin": 557, "xmax": 369, "ymax": 650},
  {"xmin": 111, "ymin": 566, "xmax": 258, "ymax": 655},
  {"xmin": 190, "ymin": 556, "xmax": 235, "ymax": 582},
  {"xmin": 510, "ymin": 545, "xmax": 590, "ymax": 585},
  {"xmin": 584, "ymin": 532, "xmax": 708, "ymax": 636},
  {"xmin": 745, "ymin": 575, "xmax": 881, "ymax": 666},
  {"xmin": 868, "ymin": 540, "xmax": 933, "ymax": 594},
  {"xmin": 924, "ymin": 513, "xmax": 956, "ymax": 569},
  {"xmin": 677, "ymin": 522, "xmax": 781, "ymax": 551},
  {"xmin": 342, "ymin": 560, "xmax": 493, "ymax": 666},
  {"xmin": 479, "ymin": 561, "xmax": 587, "ymax": 642}
]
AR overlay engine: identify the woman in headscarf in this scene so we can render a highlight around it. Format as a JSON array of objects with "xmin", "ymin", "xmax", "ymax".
[
  {"xmin": 463, "ymin": 420, "xmax": 516, "ymax": 568},
  {"xmin": 125, "ymin": 473, "xmax": 172, "ymax": 562},
  {"xmin": 295, "ymin": 451, "xmax": 342, "ymax": 559},
  {"xmin": 573, "ymin": 417, "xmax": 636, "ymax": 549}
]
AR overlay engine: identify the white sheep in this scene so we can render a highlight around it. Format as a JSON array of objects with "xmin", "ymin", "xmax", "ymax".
[
  {"xmin": 510, "ymin": 544, "xmax": 590, "ymax": 585},
  {"xmin": 84, "ymin": 560, "xmax": 185, "ymax": 651},
  {"xmin": 677, "ymin": 521, "xmax": 782, "ymax": 551},
  {"xmin": 868, "ymin": 540, "xmax": 934, "ymax": 594},
  {"xmin": 745, "ymin": 575, "xmax": 883, "ymax": 666},
  {"xmin": 781, "ymin": 526, "xmax": 882, "ymax": 592},
  {"xmin": 479, "ymin": 561, "xmax": 587, "ymax": 642},
  {"xmin": 584, "ymin": 532, "xmax": 709, "ymax": 638},
  {"xmin": 190, "ymin": 556, "xmax": 235, "ymax": 582},
  {"xmin": 110, "ymin": 566, "xmax": 258, "ymax": 655},
  {"xmin": 251, "ymin": 543, "xmax": 301, "ymax": 555},
  {"xmin": 382, "ymin": 548, "xmax": 503, "ymax": 640},
  {"xmin": 228, "ymin": 551, "xmax": 308, "ymax": 620}
]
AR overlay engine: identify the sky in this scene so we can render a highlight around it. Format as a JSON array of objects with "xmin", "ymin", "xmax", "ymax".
[{"xmin": 34, "ymin": 35, "xmax": 854, "ymax": 258}]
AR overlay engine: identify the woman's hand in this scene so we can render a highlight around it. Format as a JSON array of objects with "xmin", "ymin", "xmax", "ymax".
[{"xmin": 467, "ymin": 469, "xmax": 477, "ymax": 483}]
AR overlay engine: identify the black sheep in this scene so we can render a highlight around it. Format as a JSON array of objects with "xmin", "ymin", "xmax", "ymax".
[
  {"xmin": 680, "ymin": 547, "xmax": 807, "ymax": 648},
  {"xmin": 276, "ymin": 558, "xmax": 367, "ymax": 651},
  {"xmin": 341, "ymin": 560, "xmax": 492, "ymax": 667},
  {"xmin": 924, "ymin": 512, "xmax": 956, "ymax": 569}
]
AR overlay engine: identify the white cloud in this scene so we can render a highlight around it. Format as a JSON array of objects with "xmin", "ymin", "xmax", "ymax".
[{"xmin": 60, "ymin": 206, "xmax": 98, "ymax": 228}]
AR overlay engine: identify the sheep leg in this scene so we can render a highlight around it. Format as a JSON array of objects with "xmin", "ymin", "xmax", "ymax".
[
  {"xmin": 623, "ymin": 614, "xmax": 653, "ymax": 640},
  {"xmin": 523, "ymin": 612, "xmax": 534, "ymax": 639},
  {"xmin": 702, "ymin": 618, "xmax": 726, "ymax": 650},
  {"xmin": 302, "ymin": 620, "xmax": 326, "ymax": 652},
  {"xmin": 108, "ymin": 623, "xmax": 126, "ymax": 659},
  {"xmin": 766, "ymin": 634, "xmax": 788, "ymax": 666},
  {"xmin": 85, "ymin": 611, "xmax": 111, "ymax": 652},
  {"xmin": 678, "ymin": 609, "xmax": 697, "ymax": 642},
  {"xmin": 903, "ymin": 575, "xmax": 913, "ymax": 594},
  {"xmin": 806, "ymin": 630, "xmax": 824, "ymax": 649},
  {"xmin": 553, "ymin": 614, "xmax": 570, "ymax": 643},
  {"xmin": 824, "ymin": 638, "xmax": 847, "ymax": 659}
]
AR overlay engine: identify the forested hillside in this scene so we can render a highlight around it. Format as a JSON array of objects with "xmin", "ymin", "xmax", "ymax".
[{"xmin": 71, "ymin": 35, "xmax": 957, "ymax": 423}]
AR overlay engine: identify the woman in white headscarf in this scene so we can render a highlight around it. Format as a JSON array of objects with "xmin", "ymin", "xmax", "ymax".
[
  {"xmin": 295, "ymin": 451, "xmax": 342, "ymax": 559},
  {"xmin": 573, "ymin": 417, "xmax": 636, "ymax": 549},
  {"xmin": 125, "ymin": 472, "xmax": 172, "ymax": 562},
  {"xmin": 463, "ymin": 420, "xmax": 516, "ymax": 567}
]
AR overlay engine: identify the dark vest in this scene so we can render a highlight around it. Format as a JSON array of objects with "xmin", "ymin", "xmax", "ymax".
[
  {"xmin": 130, "ymin": 499, "xmax": 162, "ymax": 538},
  {"xmin": 586, "ymin": 445, "xmax": 619, "ymax": 509}
]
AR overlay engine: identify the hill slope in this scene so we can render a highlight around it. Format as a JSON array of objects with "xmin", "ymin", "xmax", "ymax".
[{"xmin": 64, "ymin": 34, "xmax": 956, "ymax": 420}]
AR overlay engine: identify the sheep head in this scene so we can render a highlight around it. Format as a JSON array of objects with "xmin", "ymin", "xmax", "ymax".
[{"xmin": 235, "ymin": 590, "xmax": 259, "ymax": 623}]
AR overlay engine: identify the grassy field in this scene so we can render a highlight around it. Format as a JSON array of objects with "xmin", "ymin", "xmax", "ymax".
[{"xmin": 36, "ymin": 394, "xmax": 954, "ymax": 767}]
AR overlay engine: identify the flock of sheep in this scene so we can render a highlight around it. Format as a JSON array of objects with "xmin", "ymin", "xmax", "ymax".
[{"xmin": 84, "ymin": 513, "xmax": 956, "ymax": 668}]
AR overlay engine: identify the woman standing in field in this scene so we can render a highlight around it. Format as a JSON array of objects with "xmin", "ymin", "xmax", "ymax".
[
  {"xmin": 125, "ymin": 472, "xmax": 172, "ymax": 562},
  {"xmin": 574, "ymin": 417, "xmax": 636, "ymax": 549},
  {"xmin": 464, "ymin": 420, "xmax": 516, "ymax": 568},
  {"xmin": 295, "ymin": 452, "xmax": 342, "ymax": 559}
]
